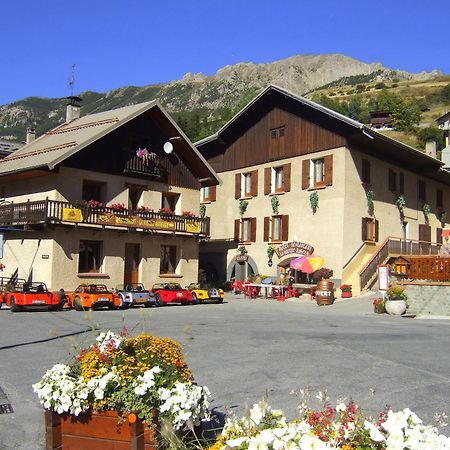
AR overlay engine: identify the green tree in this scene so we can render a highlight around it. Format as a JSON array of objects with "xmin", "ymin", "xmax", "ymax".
[
  {"xmin": 391, "ymin": 99, "xmax": 421, "ymax": 131},
  {"xmin": 416, "ymin": 127, "xmax": 445, "ymax": 151}
]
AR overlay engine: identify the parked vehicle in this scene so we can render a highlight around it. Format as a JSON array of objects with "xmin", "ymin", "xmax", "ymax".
[
  {"xmin": 186, "ymin": 282, "xmax": 224, "ymax": 304},
  {"xmin": 66, "ymin": 284, "xmax": 121, "ymax": 311},
  {"xmin": 151, "ymin": 283, "xmax": 193, "ymax": 306},
  {"xmin": 116, "ymin": 283, "xmax": 156, "ymax": 308},
  {"xmin": 3, "ymin": 281, "xmax": 61, "ymax": 312}
]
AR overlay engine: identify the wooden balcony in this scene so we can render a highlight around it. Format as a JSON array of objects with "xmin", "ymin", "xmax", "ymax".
[{"xmin": 0, "ymin": 199, "xmax": 210, "ymax": 236}]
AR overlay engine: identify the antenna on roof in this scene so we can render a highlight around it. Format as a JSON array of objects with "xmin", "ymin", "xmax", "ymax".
[{"xmin": 68, "ymin": 64, "xmax": 76, "ymax": 97}]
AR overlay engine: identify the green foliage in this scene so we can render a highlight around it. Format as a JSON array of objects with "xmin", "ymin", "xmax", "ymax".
[
  {"xmin": 309, "ymin": 191, "xmax": 319, "ymax": 214},
  {"xmin": 387, "ymin": 284, "xmax": 408, "ymax": 300},
  {"xmin": 267, "ymin": 245, "xmax": 275, "ymax": 260},
  {"xmin": 238, "ymin": 199, "xmax": 249, "ymax": 216},
  {"xmin": 319, "ymin": 69, "xmax": 384, "ymax": 89},
  {"xmin": 271, "ymin": 195, "xmax": 279, "ymax": 214},
  {"xmin": 416, "ymin": 127, "xmax": 445, "ymax": 151}
]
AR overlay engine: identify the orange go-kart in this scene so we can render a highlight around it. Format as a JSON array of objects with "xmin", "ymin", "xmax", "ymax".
[
  {"xmin": 67, "ymin": 284, "xmax": 121, "ymax": 311},
  {"xmin": 3, "ymin": 281, "xmax": 62, "ymax": 312}
]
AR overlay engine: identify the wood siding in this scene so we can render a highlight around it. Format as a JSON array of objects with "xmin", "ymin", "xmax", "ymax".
[{"xmin": 205, "ymin": 106, "xmax": 346, "ymax": 172}]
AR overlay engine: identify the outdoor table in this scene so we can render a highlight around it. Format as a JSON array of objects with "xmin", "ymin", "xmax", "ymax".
[{"xmin": 244, "ymin": 283, "xmax": 287, "ymax": 298}]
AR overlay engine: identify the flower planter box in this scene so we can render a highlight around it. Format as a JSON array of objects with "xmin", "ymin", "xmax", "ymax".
[
  {"xmin": 44, "ymin": 410, "xmax": 156, "ymax": 450},
  {"xmin": 341, "ymin": 292, "xmax": 352, "ymax": 298}
]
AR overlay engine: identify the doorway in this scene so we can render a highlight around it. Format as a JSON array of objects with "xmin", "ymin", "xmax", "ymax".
[{"xmin": 124, "ymin": 243, "xmax": 141, "ymax": 286}]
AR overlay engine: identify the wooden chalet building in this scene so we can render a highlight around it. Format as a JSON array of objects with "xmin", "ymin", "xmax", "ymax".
[
  {"xmin": 0, "ymin": 99, "xmax": 219, "ymax": 290},
  {"xmin": 196, "ymin": 85, "xmax": 450, "ymax": 293}
]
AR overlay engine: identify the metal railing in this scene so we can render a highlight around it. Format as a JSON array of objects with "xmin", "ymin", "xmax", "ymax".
[
  {"xmin": 359, "ymin": 237, "xmax": 442, "ymax": 289},
  {"xmin": 0, "ymin": 199, "xmax": 210, "ymax": 236}
]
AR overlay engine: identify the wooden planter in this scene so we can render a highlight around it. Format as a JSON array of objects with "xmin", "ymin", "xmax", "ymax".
[
  {"xmin": 315, "ymin": 279, "xmax": 335, "ymax": 306},
  {"xmin": 45, "ymin": 410, "xmax": 156, "ymax": 450}
]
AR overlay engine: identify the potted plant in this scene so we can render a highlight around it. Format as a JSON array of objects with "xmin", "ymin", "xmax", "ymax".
[
  {"xmin": 373, "ymin": 297, "xmax": 386, "ymax": 314},
  {"xmin": 385, "ymin": 284, "xmax": 408, "ymax": 315},
  {"xmin": 312, "ymin": 267, "xmax": 333, "ymax": 282},
  {"xmin": 339, "ymin": 284, "xmax": 352, "ymax": 298},
  {"xmin": 33, "ymin": 330, "xmax": 210, "ymax": 449},
  {"xmin": 158, "ymin": 207, "xmax": 175, "ymax": 216}
]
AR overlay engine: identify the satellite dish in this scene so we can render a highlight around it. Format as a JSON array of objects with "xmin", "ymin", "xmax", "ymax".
[{"xmin": 163, "ymin": 142, "xmax": 173, "ymax": 154}]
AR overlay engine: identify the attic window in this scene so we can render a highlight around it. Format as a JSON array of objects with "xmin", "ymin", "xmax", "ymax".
[{"xmin": 270, "ymin": 126, "xmax": 285, "ymax": 139}]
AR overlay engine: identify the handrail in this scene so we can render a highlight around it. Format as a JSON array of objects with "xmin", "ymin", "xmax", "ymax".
[{"xmin": 342, "ymin": 242, "xmax": 366, "ymax": 270}]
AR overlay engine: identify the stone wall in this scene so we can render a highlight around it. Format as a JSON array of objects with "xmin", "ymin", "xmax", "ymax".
[{"xmin": 404, "ymin": 283, "xmax": 450, "ymax": 316}]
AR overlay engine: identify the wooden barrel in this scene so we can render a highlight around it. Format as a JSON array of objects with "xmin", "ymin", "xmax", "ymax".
[{"xmin": 315, "ymin": 280, "xmax": 335, "ymax": 306}]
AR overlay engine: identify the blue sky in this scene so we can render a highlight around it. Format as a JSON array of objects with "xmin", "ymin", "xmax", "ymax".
[{"xmin": 2, "ymin": 0, "xmax": 447, "ymax": 105}]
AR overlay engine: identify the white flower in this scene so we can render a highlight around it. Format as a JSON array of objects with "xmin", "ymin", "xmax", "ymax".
[
  {"xmin": 335, "ymin": 402, "xmax": 346, "ymax": 413},
  {"xmin": 364, "ymin": 420, "xmax": 386, "ymax": 442}
]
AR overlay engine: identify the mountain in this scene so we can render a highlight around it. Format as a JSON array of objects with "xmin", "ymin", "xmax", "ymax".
[{"xmin": 0, "ymin": 54, "xmax": 442, "ymax": 143}]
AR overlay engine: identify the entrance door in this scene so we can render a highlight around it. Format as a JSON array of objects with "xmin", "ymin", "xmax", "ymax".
[{"xmin": 124, "ymin": 244, "xmax": 141, "ymax": 286}]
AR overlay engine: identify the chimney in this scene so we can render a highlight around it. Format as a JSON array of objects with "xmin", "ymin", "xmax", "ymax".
[
  {"xmin": 26, "ymin": 127, "xmax": 36, "ymax": 144},
  {"xmin": 426, "ymin": 140, "xmax": 437, "ymax": 159},
  {"xmin": 66, "ymin": 96, "xmax": 82, "ymax": 122}
]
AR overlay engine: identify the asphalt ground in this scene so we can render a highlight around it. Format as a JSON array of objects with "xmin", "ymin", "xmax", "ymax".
[{"xmin": 1, "ymin": 293, "xmax": 450, "ymax": 449}]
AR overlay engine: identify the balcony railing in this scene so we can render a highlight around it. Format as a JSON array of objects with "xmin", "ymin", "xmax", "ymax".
[
  {"xmin": 359, "ymin": 236, "xmax": 442, "ymax": 289},
  {"xmin": 0, "ymin": 199, "xmax": 210, "ymax": 236}
]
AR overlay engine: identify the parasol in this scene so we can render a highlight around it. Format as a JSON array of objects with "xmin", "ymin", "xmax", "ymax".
[{"xmin": 289, "ymin": 255, "xmax": 324, "ymax": 274}]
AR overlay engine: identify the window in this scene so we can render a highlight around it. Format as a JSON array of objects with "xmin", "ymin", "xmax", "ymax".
[
  {"xmin": 361, "ymin": 159, "xmax": 371, "ymax": 184},
  {"xmin": 160, "ymin": 245, "xmax": 177, "ymax": 274},
  {"xmin": 235, "ymin": 171, "xmax": 257, "ymax": 199},
  {"xmin": 388, "ymin": 169, "xmax": 404, "ymax": 193},
  {"xmin": 418, "ymin": 180, "xmax": 426, "ymax": 202},
  {"xmin": 437, "ymin": 188, "xmax": 443, "ymax": 208},
  {"xmin": 272, "ymin": 166, "xmax": 284, "ymax": 193},
  {"xmin": 234, "ymin": 218, "xmax": 256, "ymax": 242},
  {"xmin": 242, "ymin": 173, "xmax": 252, "ymax": 197},
  {"xmin": 270, "ymin": 126, "xmax": 285, "ymax": 139},
  {"xmin": 264, "ymin": 215, "xmax": 289, "ymax": 242},
  {"xmin": 78, "ymin": 240, "xmax": 102, "ymax": 273},
  {"xmin": 82, "ymin": 180, "xmax": 105, "ymax": 202},
  {"xmin": 302, "ymin": 156, "xmax": 333, "ymax": 189},
  {"xmin": 201, "ymin": 185, "xmax": 216, "ymax": 203},
  {"xmin": 264, "ymin": 164, "xmax": 291, "ymax": 194},
  {"xmin": 161, "ymin": 192, "xmax": 179, "ymax": 213},
  {"xmin": 361, "ymin": 218, "xmax": 379, "ymax": 242}
]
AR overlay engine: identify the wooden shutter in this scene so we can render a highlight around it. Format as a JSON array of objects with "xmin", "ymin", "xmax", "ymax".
[
  {"xmin": 362, "ymin": 159, "xmax": 371, "ymax": 184},
  {"xmin": 388, "ymin": 169, "xmax": 396, "ymax": 192},
  {"xmin": 302, "ymin": 159, "xmax": 310, "ymax": 190},
  {"xmin": 399, "ymin": 172, "xmax": 404, "ymax": 194},
  {"xmin": 437, "ymin": 188, "xmax": 443, "ymax": 208},
  {"xmin": 250, "ymin": 170, "xmax": 258, "ymax": 197},
  {"xmin": 437, "ymin": 227, "xmax": 443, "ymax": 244},
  {"xmin": 283, "ymin": 163, "xmax": 291, "ymax": 192},
  {"xmin": 375, "ymin": 220, "xmax": 379, "ymax": 242},
  {"xmin": 263, "ymin": 217, "xmax": 270, "ymax": 242},
  {"xmin": 419, "ymin": 224, "xmax": 431, "ymax": 242},
  {"xmin": 209, "ymin": 185, "xmax": 216, "ymax": 202},
  {"xmin": 264, "ymin": 168, "xmax": 271, "ymax": 195},
  {"xmin": 324, "ymin": 155, "xmax": 333, "ymax": 186},
  {"xmin": 281, "ymin": 215, "xmax": 289, "ymax": 241},
  {"xmin": 235, "ymin": 174, "xmax": 241, "ymax": 199},
  {"xmin": 361, "ymin": 218, "xmax": 369, "ymax": 241},
  {"xmin": 418, "ymin": 180, "xmax": 426, "ymax": 201},
  {"xmin": 234, "ymin": 219, "xmax": 240, "ymax": 242},
  {"xmin": 250, "ymin": 218, "xmax": 257, "ymax": 242}
]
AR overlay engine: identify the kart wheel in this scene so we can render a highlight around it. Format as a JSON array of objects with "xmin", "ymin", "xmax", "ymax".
[
  {"xmin": 10, "ymin": 296, "xmax": 21, "ymax": 313},
  {"xmin": 191, "ymin": 293, "xmax": 198, "ymax": 305},
  {"xmin": 118, "ymin": 294, "xmax": 129, "ymax": 310},
  {"xmin": 74, "ymin": 296, "xmax": 84, "ymax": 311},
  {"xmin": 154, "ymin": 294, "xmax": 163, "ymax": 307}
]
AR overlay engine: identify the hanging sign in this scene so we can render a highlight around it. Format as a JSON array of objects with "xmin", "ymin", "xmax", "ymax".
[
  {"xmin": 62, "ymin": 208, "xmax": 83, "ymax": 222},
  {"xmin": 235, "ymin": 254, "xmax": 248, "ymax": 263},
  {"xmin": 378, "ymin": 265, "xmax": 390, "ymax": 291}
]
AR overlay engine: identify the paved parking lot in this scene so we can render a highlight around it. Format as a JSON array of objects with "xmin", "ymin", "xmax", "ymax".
[{"xmin": 1, "ymin": 293, "xmax": 450, "ymax": 449}]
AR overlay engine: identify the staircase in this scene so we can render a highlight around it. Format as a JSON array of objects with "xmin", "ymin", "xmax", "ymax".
[{"xmin": 343, "ymin": 237, "xmax": 442, "ymax": 294}]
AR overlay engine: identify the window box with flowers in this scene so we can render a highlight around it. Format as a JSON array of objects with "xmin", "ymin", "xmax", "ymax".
[
  {"xmin": 34, "ymin": 330, "xmax": 210, "ymax": 450},
  {"xmin": 339, "ymin": 284, "xmax": 352, "ymax": 298},
  {"xmin": 158, "ymin": 207, "xmax": 175, "ymax": 217}
]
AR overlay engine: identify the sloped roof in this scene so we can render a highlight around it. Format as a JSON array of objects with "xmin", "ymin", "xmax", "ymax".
[
  {"xmin": 196, "ymin": 85, "xmax": 447, "ymax": 180},
  {"xmin": 0, "ymin": 101, "xmax": 220, "ymax": 185}
]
